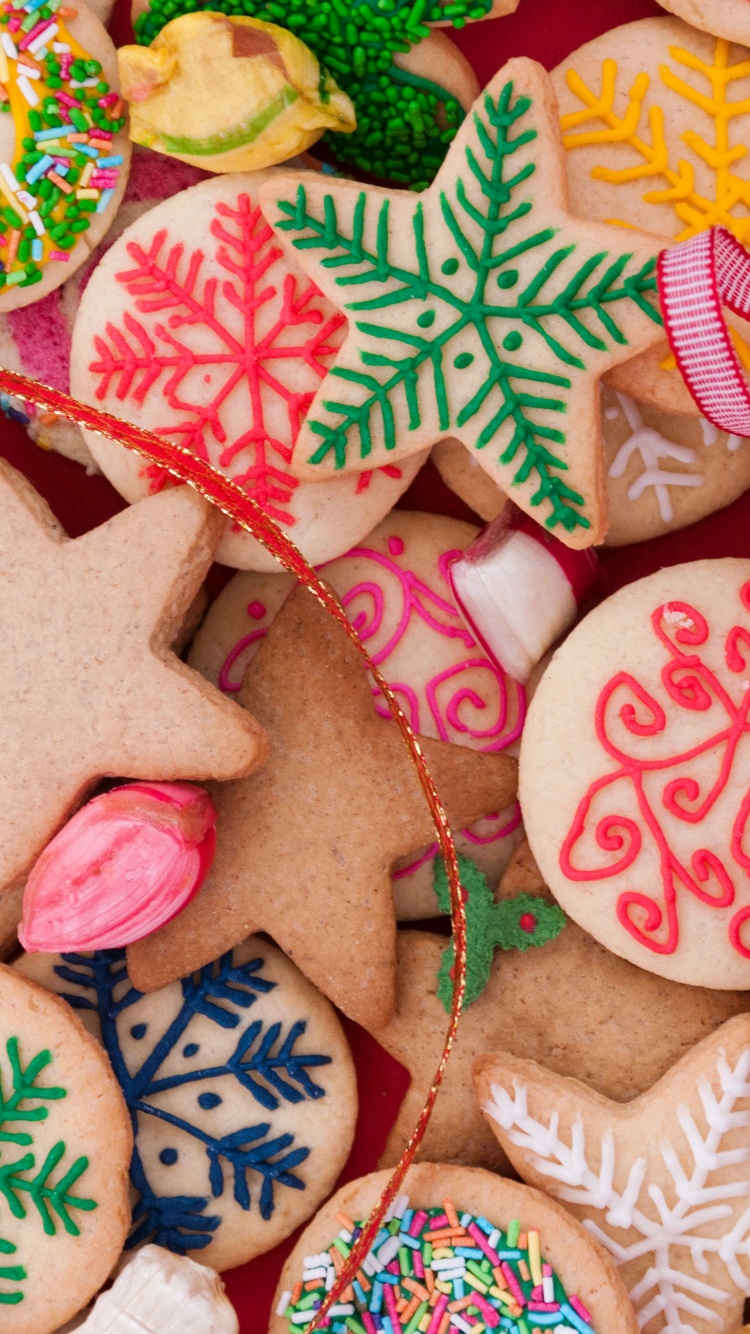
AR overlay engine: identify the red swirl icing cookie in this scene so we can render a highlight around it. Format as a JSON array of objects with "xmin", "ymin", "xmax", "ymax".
[{"xmin": 521, "ymin": 559, "xmax": 750, "ymax": 988}]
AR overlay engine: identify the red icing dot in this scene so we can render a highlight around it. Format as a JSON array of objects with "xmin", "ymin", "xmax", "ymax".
[
  {"xmin": 247, "ymin": 601, "xmax": 266, "ymax": 620},
  {"xmin": 519, "ymin": 912, "xmax": 537, "ymax": 934},
  {"xmin": 388, "ymin": 536, "xmax": 405, "ymax": 556}
]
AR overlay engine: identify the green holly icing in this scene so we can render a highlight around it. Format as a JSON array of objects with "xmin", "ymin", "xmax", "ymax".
[
  {"xmin": 274, "ymin": 78, "xmax": 663, "ymax": 534},
  {"xmin": 434, "ymin": 853, "xmax": 567, "ymax": 1012},
  {"xmin": 0, "ymin": 1038, "xmax": 97, "ymax": 1306},
  {"xmin": 134, "ymin": 0, "xmax": 488, "ymax": 189}
]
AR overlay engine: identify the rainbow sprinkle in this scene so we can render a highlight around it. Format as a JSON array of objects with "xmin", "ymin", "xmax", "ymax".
[
  {"xmin": 0, "ymin": 0, "xmax": 125, "ymax": 289},
  {"xmin": 278, "ymin": 1197, "xmax": 598, "ymax": 1333}
]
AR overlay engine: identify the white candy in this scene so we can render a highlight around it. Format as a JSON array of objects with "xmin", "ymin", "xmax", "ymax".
[{"xmin": 58, "ymin": 1246, "xmax": 239, "ymax": 1333}]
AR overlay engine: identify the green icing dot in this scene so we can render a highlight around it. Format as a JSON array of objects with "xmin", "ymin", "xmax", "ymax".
[
  {"xmin": 503, "ymin": 331, "xmax": 523, "ymax": 352},
  {"xmin": 416, "ymin": 309, "xmax": 435, "ymax": 327},
  {"xmin": 453, "ymin": 351, "xmax": 473, "ymax": 368},
  {"xmin": 497, "ymin": 269, "xmax": 519, "ymax": 289},
  {"xmin": 441, "ymin": 257, "xmax": 459, "ymax": 275}
]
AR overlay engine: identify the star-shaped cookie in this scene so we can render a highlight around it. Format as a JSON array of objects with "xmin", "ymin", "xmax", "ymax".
[
  {"xmin": 0, "ymin": 459, "xmax": 267, "ymax": 894},
  {"xmin": 259, "ymin": 57, "xmax": 667, "ymax": 547},
  {"xmin": 477, "ymin": 1014, "xmax": 750, "ymax": 1334},
  {"xmin": 371, "ymin": 842, "xmax": 749, "ymax": 1174},
  {"xmin": 126, "ymin": 584, "xmax": 517, "ymax": 1028}
]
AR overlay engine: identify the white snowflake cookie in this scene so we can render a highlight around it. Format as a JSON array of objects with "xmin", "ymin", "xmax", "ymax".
[
  {"xmin": 432, "ymin": 386, "xmax": 750, "ymax": 546},
  {"xmin": 69, "ymin": 172, "xmax": 427, "ymax": 572},
  {"xmin": 16, "ymin": 936, "xmax": 357, "ymax": 1272},
  {"xmin": 476, "ymin": 1014, "xmax": 750, "ymax": 1334}
]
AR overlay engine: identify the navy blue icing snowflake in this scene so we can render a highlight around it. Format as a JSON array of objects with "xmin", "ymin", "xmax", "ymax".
[{"xmin": 53, "ymin": 949, "xmax": 332, "ymax": 1255}]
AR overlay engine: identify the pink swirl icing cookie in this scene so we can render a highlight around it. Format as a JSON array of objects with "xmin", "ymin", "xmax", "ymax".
[
  {"xmin": 69, "ymin": 172, "xmax": 427, "ymax": 571},
  {"xmin": 189, "ymin": 511, "xmax": 525, "ymax": 916}
]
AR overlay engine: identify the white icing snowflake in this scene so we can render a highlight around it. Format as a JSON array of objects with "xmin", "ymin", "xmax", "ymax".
[
  {"xmin": 485, "ymin": 1048, "xmax": 750, "ymax": 1334},
  {"xmin": 607, "ymin": 394, "xmax": 703, "ymax": 523}
]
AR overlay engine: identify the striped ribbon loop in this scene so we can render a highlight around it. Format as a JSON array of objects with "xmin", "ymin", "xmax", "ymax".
[{"xmin": 658, "ymin": 226, "xmax": 750, "ymax": 435}]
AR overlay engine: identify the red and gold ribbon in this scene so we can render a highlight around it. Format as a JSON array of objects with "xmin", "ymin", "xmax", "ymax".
[{"xmin": 0, "ymin": 367, "xmax": 468, "ymax": 1329}]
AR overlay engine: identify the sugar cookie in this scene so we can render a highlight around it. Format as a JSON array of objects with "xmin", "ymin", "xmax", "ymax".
[
  {"xmin": 70, "ymin": 172, "xmax": 428, "ymax": 572},
  {"xmin": 552, "ymin": 17, "xmax": 750, "ymax": 415},
  {"xmin": 0, "ymin": 963, "xmax": 131, "ymax": 1333},
  {"xmin": 520, "ymin": 558, "xmax": 750, "ymax": 989},
  {"xmin": 261, "ymin": 58, "xmax": 666, "ymax": 548},
  {"xmin": 478, "ymin": 1015, "xmax": 750, "ymax": 1334},
  {"xmin": 270, "ymin": 1164, "xmax": 638, "ymax": 1334},
  {"xmin": 17, "ymin": 936, "xmax": 357, "ymax": 1271},
  {"xmin": 656, "ymin": 0, "xmax": 750, "ymax": 45}
]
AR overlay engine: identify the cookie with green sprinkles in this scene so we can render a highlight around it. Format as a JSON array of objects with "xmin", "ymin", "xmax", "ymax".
[
  {"xmin": 0, "ymin": 0, "xmax": 130, "ymax": 312},
  {"xmin": 260, "ymin": 58, "xmax": 668, "ymax": 549},
  {"xmin": 130, "ymin": 0, "xmax": 494, "ymax": 188},
  {"xmin": 268, "ymin": 1162, "xmax": 639, "ymax": 1334}
]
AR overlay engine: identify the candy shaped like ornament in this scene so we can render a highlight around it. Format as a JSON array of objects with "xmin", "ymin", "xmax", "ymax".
[
  {"xmin": 19, "ymin": 782, "xmax": 217, "ymax": 953},
  {"xmin": 449, "ymin": 507, "xmax": 604, "ymax": 684},
  {"xmin": 117, "ymin": 14, "xmax": 356, "ymax": 172}
]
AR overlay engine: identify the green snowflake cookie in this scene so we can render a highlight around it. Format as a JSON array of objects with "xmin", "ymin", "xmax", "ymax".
[{"xmin": 261, "ymin": 57, "xmax": 667, "ymax": 547}]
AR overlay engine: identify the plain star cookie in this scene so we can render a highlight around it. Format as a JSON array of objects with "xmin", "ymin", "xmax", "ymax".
[
  {"xmin": 0, "ymin": 459, "xmax": 266, "ymax": 895},
  {"xmin": 16, "ymin": 936, "xmax": 357, "ymax": 1272},
  {"xmin": 270, "ymin": 1163, "xmax": 639, "ymax": 1334},
  {"xmin": 126, "ymin": 583, "xmax": 517, "ymax": 1027},
  {"xmin": 656, "ymin": 0, "xmax": 750, "ymax": 45},
  {"xmin": 187, "ymin": 511, "xmax": 525, "ymax": 920},
  {"xmin": 69, "ymin": 171, "xmax": 428, "ymax": 573},
  {"xmin": 552, "ymin": 17, "xmax": 750, "ymax": 415},
  {"xmin": 433, "ymin": 388, "xmax": 750, "ymax": 545},
  {"xmin": 260, "ymin": 57, "xmax": 667, "ymax": 549},
  {"xmin": 520, "ymin": 558, "xmax": 750, "ymax": 990},
  {"xmin": 477, "ymin": 1015, "xmax": 750, "ymax": 1334},
  {"xmin": 370, "ymin": 840, "xmax": 749, "ymax": 1174},
  {"xmin": 0, "ymin": 963, "xmax": 131, "ymax": 1334},
  {"xmin": 0, "ymin": 0, "xmax": 130, "ymax": 313}
]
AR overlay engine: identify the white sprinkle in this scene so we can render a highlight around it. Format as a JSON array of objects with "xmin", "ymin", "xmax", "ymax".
[
  {"xmin": 289, "ymin": 1313, "xmax": 316, "ymax": 1327},
  {"xmin": 543, "ymin": 1275, "xmax": 555, "ymax": 1303},
  {"xmin": 435, "ymin": 1266, "xmax": 465, "ymax": 1281},
  {"xmin": 0, "ymin": 163, "xmax": 18, "ymax": 195},
  {"xmin": 376, "ymin": 1235, "xmax": 401, "ymax": 1268},
  {"xmin": 0, "ymin": 32, "xmax": 17, "ymax": 59},
  {"xmin": 28, "ymin": 20, "xmax": 57, "ymax": 50},
  {"xmin": 488, "ymin": 1229, "xmax": 500, "ymax": 1251},
  {"xmin": 16, "ymin": 190, "xmax": 35, "ymax": 209},
  {"xmin": 451, "ymin": 1318, "xmax": 472, "ymax": 1333},
  {"xmin": 28, "ymin": 210, "xmax": 44, "ymax": 237},
  {"xmin": 275, "ymin": 1291, "xmax": 292, "ymax": 1317},
  {"xmin": 52, "ymin": 40, "xmax": 70, "ymax": 50},
  {"xmin": 17, "ymin": 74, "xmax": 39, "ymax": 105},
  {"xmin": 325, "ymin": 1269, "xmax": 336, "ymax": 1292},
  {"xmin": 303, "ymin": 1253, "xmax": 330, "ymax": 1269},
  {"xmin": 328, "ymin": 1306, "xmax": 355, "ymax": 1317},
  {"xmin": 302, "ymin": 1268, "xmax": 328, "ymax": 1282},
  {"xmin": 431, "ymin": 1260, "xmax": 465, "ymax": 1273},
  {"xmin": 17, "ymin": 63, "xmax": 40, "ymax": 78}
]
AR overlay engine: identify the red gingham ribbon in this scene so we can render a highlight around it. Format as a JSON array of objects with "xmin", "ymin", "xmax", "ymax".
[{"xmin": 658, "ymin": 227, "xmax": 750, "ymax": 434}]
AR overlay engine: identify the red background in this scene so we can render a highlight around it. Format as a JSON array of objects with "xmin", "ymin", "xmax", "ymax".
[{"xmin": 5, "ymin": 0, "xmax": 750, "ymax": 1326}]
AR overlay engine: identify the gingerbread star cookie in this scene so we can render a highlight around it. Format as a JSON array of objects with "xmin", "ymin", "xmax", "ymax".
[
  {"xmin": 126, "ymin": 584, "xmax": 517, "ymax": 1028},
  {"xmin": 477, "ymin": 1015, "xmax": 750, "ymax": 1334},
  {"xmin": 0, "ymin": 459, "xmax": 266, "ymax": 895},
  {"xmin": 260, "ymin": 58, "xmax": 667, "ymax": 547},
  {"xmin": 371, "ymin": 841, "xmax": 749, "ymax": 1173}
]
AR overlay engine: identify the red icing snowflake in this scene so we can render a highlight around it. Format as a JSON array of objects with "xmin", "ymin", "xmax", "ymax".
[
  {"xmin": 87, "ymin": 192, "xmax": 348, "ymax": 526},
  {"xmin": 560, "ymin": 583, "xmax": 750, "ymax": 961}
]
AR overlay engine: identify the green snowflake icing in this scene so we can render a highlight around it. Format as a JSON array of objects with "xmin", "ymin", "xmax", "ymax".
[
  {"xmin": 0, "ymin": 1038, "xmax": 97, "ymax": 1305},
  {"xmin": 274, "ymin": 77, "xmax": 663, "ymax": 533}
]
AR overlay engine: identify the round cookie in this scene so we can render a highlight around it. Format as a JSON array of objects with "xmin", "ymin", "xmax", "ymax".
[
  {"xmin": 69, "ymin": 172, "xmax": 428, "ymax": 572},
  {"xmin": 520, "ymin": 558, "xmax": 750, "ymax": 990},
  {"xmin": 0, "ymin": 0, "xmax": 130, "ymax": 313},
  {"xmin": 0, "ymin": 962, "xmax": 131, "ymax": 1333},
  {"xmin": 656, "ymin": 0, "xmax": 750, "ymax": 45},
  {"xmin": 187, "ymin": 511, "xmax": 525, "ymax": 918},
  {"xmin": 270, "ymin": 1164, "xmax": 639, "ymax": 1334},
  {"xmin": 16, "ymin": 935, "xmax": 358, "ymax": 1271},
  {"xmin": 0, "ymin": 147, "xmax": 207, "ymax": 470},
  {"xmin": 552, "ymin": 17, "xmax": 750, "ymax": 415},
  {"xmin": 433, "ymin": 388, "xmax": 750, "ymax": 544}
]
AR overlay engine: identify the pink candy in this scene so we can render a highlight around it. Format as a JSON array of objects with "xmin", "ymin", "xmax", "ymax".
[{"xmin": 19, "ymin": 781, "xmax": 217, "ymax": 953}]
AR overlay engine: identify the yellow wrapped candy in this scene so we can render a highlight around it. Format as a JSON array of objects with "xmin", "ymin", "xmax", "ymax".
[{"xmin": 117, "ymin": 12, "xmax": 356, "ymax": 172}]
